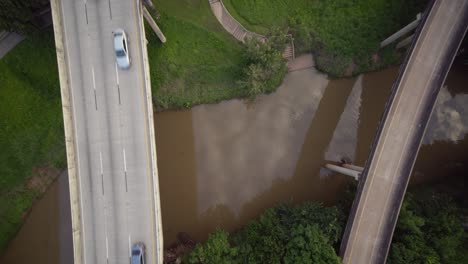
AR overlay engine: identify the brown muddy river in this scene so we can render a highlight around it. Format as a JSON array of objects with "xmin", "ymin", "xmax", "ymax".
[{"xmin": 1, "ymin": 59, "xmax": 467, "ymax": 263}]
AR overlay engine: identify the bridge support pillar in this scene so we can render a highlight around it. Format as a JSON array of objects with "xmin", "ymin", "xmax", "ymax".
[
  {"xmin": 342, "ymin": 163, "xmax": 364, "ymax": 172},
  {"xmin": 325, "ymin": 164, "xmax": 361, "ymax": 180},
  {"xmin": 143, "ymin": 7, "xmax": 166, "ymax": 43},
  {"xmin": 380, "ymin": 13, "xmax": 421, "ymax": 48}
]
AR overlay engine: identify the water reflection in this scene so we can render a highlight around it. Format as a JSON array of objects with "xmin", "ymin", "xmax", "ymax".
[
  {"xmin": 192, "ymin": 68, "xmax": 329, "ymax": 216},
  {"xmin": 424, "ymin": 86, "xmax": 468, "ymax": 144},
  {"xmin": 413, "ymin": 64, "xmax": 468, "ymax": 184}
]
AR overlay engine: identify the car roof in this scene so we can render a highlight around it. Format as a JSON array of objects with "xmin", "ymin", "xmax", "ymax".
[{"xmin": 113, "ymin": 31, "xmax": 125, "ymax": 51}]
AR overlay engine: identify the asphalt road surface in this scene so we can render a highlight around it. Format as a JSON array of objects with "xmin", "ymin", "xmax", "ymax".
[
  {"xmin": 341, "ymin": 1, "xmax": 468, "ymax": 263},
  {"xmin": 57, "ymin": 0, "xmax": 162, "ymax": 263}
]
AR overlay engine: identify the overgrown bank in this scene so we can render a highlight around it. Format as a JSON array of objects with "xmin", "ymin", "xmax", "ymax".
[
  {"xmin": 177, "ymin": 179, "xmax": 468, "ymax": 263},
  {"xmin": 224, "ymin": 0, "xmax": 428, "ymax": 77},
  {"xmin": 0, "ymin": 30, "xmax": 65, "ymax": 250},
  {"xmin": 188, "ymin": 202, "xmax": 344, "ymax": 263}
]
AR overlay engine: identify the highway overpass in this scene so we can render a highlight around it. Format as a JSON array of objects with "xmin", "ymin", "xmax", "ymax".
[
  {"xmin": 50, "ymin": 0, "xmax": 163, "ymax": 263},
  {"xmin": 340, "ymin": 1, "xmax": 468, "ymax": 263}
]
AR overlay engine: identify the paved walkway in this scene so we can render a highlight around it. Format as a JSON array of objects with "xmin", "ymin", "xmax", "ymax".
[
  {"xmin": 208, "ymin": 0, "xmax": 314, "ymax": 71},
  {"xmin": 0, "ymin": 31, "xmax": 24, "ymax": 59},
  {"xmin": 288, "ymin": 53, "xmax": 315, "ymax": 72},
  {"xmin": 208, "ymin": 0, "xmax": 264, "ymax": 42}
]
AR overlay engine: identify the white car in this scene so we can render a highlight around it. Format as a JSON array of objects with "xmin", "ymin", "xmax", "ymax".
[{"xmin": 113, "ymin": 29, "xmax": 130, "ymax": 69}]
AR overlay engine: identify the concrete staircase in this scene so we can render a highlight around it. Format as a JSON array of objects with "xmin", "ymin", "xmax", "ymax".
[
  {"xmin": 231, "ymin": 25, "xmax": 247, "ymax": 41},
  {"xmin": 282, "ymin": 43, "xmax": 294, "ymax": 61}
]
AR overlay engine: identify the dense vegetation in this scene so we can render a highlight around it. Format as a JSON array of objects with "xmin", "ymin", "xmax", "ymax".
[
  {"xmin": 224, "ymin": 0, "xmax": 428, "ymax": 77},
  {"xmin": 188, "ymin": 202, "xmax": 344, "ymax": 263},
  {"xmin": 184, "ymin": 181, "xmax": 467, "ymax": 264},
  {"xmin": 388, "ymin": 189, "xmax": 468, "ymax": 264},
  {"xmin": 147, "ymin": 0, "xmax": 287, "ymax": 109},
  {"xmin": 0, "ymin": 0, "xmax": 50, "ymax": 33},
  {"xmin": 0, "ymin": 30, "xmax": 65, "ymax": 250},
  {"xmin": 238, "ymin": 28, "xmax": 288, "ymax": 99}
]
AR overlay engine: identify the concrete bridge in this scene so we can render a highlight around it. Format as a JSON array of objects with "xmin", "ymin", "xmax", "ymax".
[
  {"xmin": 339, "ymin": 1, "xmax": 468, "ymax": 263},
  {"xmin": 50, "ymin": 0, "xmax": 163, "ymax": 263}
]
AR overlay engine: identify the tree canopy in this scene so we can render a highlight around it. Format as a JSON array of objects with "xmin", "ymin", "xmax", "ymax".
[
  {"xmin": 239, "ymin": 28, "xmax": 288, "ymax": 99},
  {"xmin": 187, "ymin": 202, "xmax": 343, "ymax": 263},
  {"xmin": 0, "ymin": 0, "xmax": 49, "ymax": 33},
  {"xmin": 388, "ymin": 190, "xmax": 468, "ymax": 264}
]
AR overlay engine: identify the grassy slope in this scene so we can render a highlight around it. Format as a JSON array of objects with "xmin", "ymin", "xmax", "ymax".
[
  {"xmin": 147, "ymin": 0, "xmax": 245, "ymax": 110},
  {"xmin": 0, "ymin": 30, "xmax": 65, "ymax": 249},
  {"xmin": 224, "ymin": 0, "xmax": 427, "ymax": 77}
]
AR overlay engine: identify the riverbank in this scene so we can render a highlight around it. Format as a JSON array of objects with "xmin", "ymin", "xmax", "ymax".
[
  {"xmin": 0, "ymin": 29, "xmax": 65, "ymax": 251},
  {"xmin": 223, "ymin": 0, "xmax": 427, "ymax": 77},
  {"xmin": 147, "ymin": 0, "xmax": 293, "ymax": 110},
  {"xmin": 147, "ymin": 0, "xmax": 246, "ymax": 110},
  {"xmin": 0, "ymin": 172, "xmax": 73, "ymax": 263},
  {"xmin": 156, "ymin": 61, "xmax": 468, "ymax": 246}
]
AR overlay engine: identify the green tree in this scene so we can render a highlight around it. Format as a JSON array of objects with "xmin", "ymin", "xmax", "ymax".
[
  {"xmin": 239, "ymin": 28, "xmax": 288, "ymax": 99},
  {"xmin": 0, "ymin": 0, "xmax": 49, "ymax": 33},
  {"xmin": 233, "ymin": 202, "xmax": 343, "ymax": 263},
  {"xmin": 188, "ymin": 230, "xmax": 238, "ymax": 264},
  {"xmin": 388, "ymin": 191, "xmax": 467, "ymax": 264},
  {"xmin": 388, "ymin": 200, "xmax": 440, "ymax": 264},
  {"xmin": 284, "ymin": 224, "xmax": 340, "ymax": 264}
]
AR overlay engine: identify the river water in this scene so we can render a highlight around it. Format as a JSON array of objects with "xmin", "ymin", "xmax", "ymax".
[{"xmin": 1, "ymin": 58, "xmax": 466, "ymax": 263}]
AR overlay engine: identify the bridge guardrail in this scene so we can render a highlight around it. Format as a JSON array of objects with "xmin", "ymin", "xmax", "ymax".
[{"xmin": 50, "ymin": 0, "xmax": 84, "ymax": 263}]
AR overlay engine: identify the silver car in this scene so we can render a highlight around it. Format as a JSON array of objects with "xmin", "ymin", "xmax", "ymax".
[
  {"xmin": 131, "ymin": 242, "xmax": 145, "ymax": 264},
  {"xmin": 113, "ymin": 29, "xmax": 130, "ymax": 69}
]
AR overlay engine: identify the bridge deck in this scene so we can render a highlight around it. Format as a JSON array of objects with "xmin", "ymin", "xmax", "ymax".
[
  {"xmin": 340, "ymin": 1, "xmax": 468, "ymax": 263},
  {"xmin": 51, "ymin": 0, "xmax": 163, "ymax": 263}
]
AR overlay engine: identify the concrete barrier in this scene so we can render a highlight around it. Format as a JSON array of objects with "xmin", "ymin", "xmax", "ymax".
[
  {"xmin": 49, "ymin": 0, "xmax": 83, "ymax": 263},
  {"xmin": 135, "ymin": 1, "xmax": 164, "ymax": 263}
]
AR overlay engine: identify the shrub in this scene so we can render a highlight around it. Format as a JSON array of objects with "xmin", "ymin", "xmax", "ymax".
[
  {"xmin": 239, "ymin": 28, "xmax": 288, "ymax": 99},
  {"xmin": 188, "ymin": 230, "xmax": 238, "ymax": 264},
  {"xmin": 388, "ymin": 191, "xmax": 468, "ymax": 264}
]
